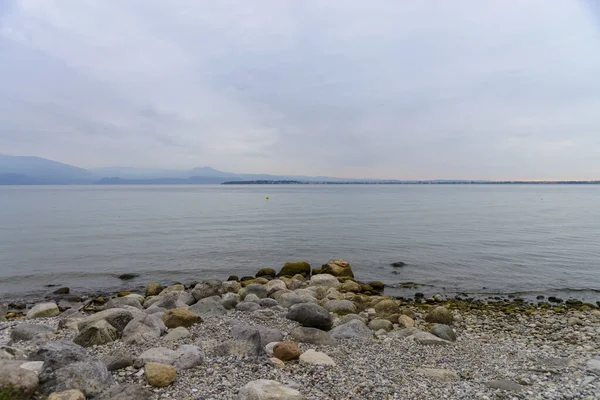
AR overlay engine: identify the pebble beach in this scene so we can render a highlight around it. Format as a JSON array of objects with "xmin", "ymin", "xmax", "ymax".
[{"xmin": 1, "ymin": 260, "xmax": 599, "ymax": 400}]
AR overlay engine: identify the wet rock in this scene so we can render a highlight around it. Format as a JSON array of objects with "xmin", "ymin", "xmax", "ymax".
[
  {"xmin": 425, "ymin": 306, "xmax": 453, "ymax": 325},
  {"xmin": 238, "ymin": 379, "xmax": 305, "ymax": 400},
  {"xmin": 256, "ymin": 268, "xmax": 276, "ymax": 278},
  {"xmin": 191, "ymin": 280, "xmax": 223, "ymax": 301},
  {"xmin": 73, "ymin": 320, "xmax": 118, "ymax": 347},
  {"xmin": 118, "ymin": 273, "xmax": 139, "ymax": 280},
  {"xmin": 189, "ymin": 298, "xmax": 228, "ymax": 318},
  {"xmin": 145, "ymin": 283, "xmax": 164, "ymax": 297},
  {"xmin": 0, "ymin": 361, "xmax": 39, "ymax": 400},
  {"xmin": 290, "ymin": 327, "xmax": 336, "ymax": 345},
  {"xmin": 330, "ymin": 319, "xmax": 372, "ymax": 340},
  {"xmin": 145, "ymin": 362, "xmax": 176, "ymax": 387},
  {"xmin": 286, "ymin": 303, "xmax": 333, "ymax": 330},
  {"xmin": 321, "ymin": 259, "xmax": 354, "ymax": 278},
  {"xmin": 162, "ymin": 308, "xmax": 202, "ymax": 328},
  {"xmin": 340, "ymin": 280, "xmax": 362, "ymax": 293},
  {"xmin": 429, "ymin": 324, "xmax": 457, "ymax": 342},
  {"xmin": 10, "ymin": 324, "xmax": 55, "ymax": 342},
  {"xmin": 26, "ymin": 303, "xmax": 60, "ymax": 319},
  {"xmin": 52, "ymin": 287, "xmax": 70, "ymax": 295},
  {"xmin": 104, "ymin": 297, "xmax": 143, "ymax": 310},
  {"xmin": 278, "ymin": 261, "xmax": 311, "ymax": 277},
  {"xmin": 391, "ymin": 262, "xmax": 406, "ymax": 267},
  {"xmin": 323, "ymin": 300, "xmax": 356, "ymax": 315}
]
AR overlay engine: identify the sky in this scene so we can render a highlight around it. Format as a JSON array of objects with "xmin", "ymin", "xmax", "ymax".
[{"xmin": 1, "ymin": 0, "xmax": 600, "ymax": 180}]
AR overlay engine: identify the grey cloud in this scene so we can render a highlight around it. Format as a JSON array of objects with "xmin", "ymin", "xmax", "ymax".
[{"xmin": 0, "ymin": 0, "xmax": 599, "ymax": 179}]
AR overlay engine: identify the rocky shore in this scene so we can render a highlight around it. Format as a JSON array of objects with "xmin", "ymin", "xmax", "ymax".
[{"xmin": 1, "ymin": 259, "xmax": 599, "ymax": 399}]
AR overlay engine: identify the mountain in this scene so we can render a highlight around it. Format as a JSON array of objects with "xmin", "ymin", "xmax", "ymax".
[{"xmin": 0, "ymin": 155, "xmax": 93, "ymax": 184}]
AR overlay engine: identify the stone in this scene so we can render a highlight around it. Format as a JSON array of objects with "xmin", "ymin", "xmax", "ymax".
[
  {"xmin": 164, "ymin": 327, "xmax": 191, "ymax": 341},
  {"xmin": 53, "ymin": 287, "xmax": 70, "ymax": 295},
  {"xmin": 433, "ymin": 294, "xmax": 444, "ymax": 302},
  {"xmin": 101, "ymin": 350, "xmax": 134, "ymax": 371},
  {"xmin": 290, "ymin": 327, "xmax": 336, "ymax": 345},
  {"xmin": 286, "ymin": 303, "xmax": 333, "ymax": 330},
  {"xmin": 0, "ymin": 361, "xmax": 39, "ymax": 400},
  {"xmin": 391, "ymin": 261, "xmax": 406, "ymax": 267},
  {"xmin": 321, "ymin": 259, "xmax": 354, "ymax": 278},
  {"xmin": 231, "ymin": 324, "xmax": 284, "ymax": 348},
  {"xmin": 266, "ymin": 280, "xmax": 287, "ymax": 296},
  {"xmin": 26, "ymin": 303, "xmax": 60, "ymax": 319},
  {"xmin": 256, "ymin": 268, "xmax": 276, "ymax": 278},
  {"xmin": 122, "ymin": 314, "xmax": 165, "ymax": 345},
  {"xmin": 145, "ymin": 362, "xmax": 176, "ymax": 387},
  {"xmin": 259, "ymin": 298, "xmax": 279, "ymax": 308},
  {"xmin": 145, "ymin": 283, "xmax": 164, "ymax": 297},
  {"xmin": 238, "ymin": 380, "xmax": 305, "ymax": 400},
  {"xmin": 270, "ymin": 358, "xmax": 285, "ymax": 368},
  {"xmin": 587, "ymin": 358, "xmax": 600, "ymax": 375},
  {"xmin": 244, "ymin": 293, "xmax": 261, "ymax": 303},
  {"xmin": 104, "ymin": 297, "xmax": 143, "ymax": 310},
  {"xmin": 162, "ymin": 308, "xmax": 202, "ymax": 328},
  {"xmin": 221, "ymin": 293, "xmax": 240, "ymax": 309},
  {"xmin": 40, "ymin": 360, "xmax": 114, "ymax": 397},
  {"xmin": 136, "ymin": 347, "xmax": 177, "ymax": 367},
  {"xmin": 10, "ymin": 324, "xmax": 55, "ymax": 342},
  {"xmin": 278, "ymin": 261, "xmax": 311, "ymax": 277},
  {"xmin": 118, "ymin": 273, "xmax": 138, "ymax": 280},
  {"xmin": 368, "ymin": 318, "xmax": 393, "ymax": 332},
  {"xmin": 19, "ymin": 362, "xmax": 44, "ymax": 376},
  {"xmin": 299, "ymin": 349, "xmax": 336, "ymax": 366},
  {"xmin": 323, "ymin": 300, "xmax": 356, "ymax": 315},
  {"xmin": 236, "ymin": 302, "xmax": 261, "ymax": 312},
  {"xmin": 78, "ymin": 308, "xmax": 138, "ymax": 333},
  {"xmin": 191, "ymin": 280, "xmax": 223, "ymax": 301},
  {"xmin": 417, "ymin": 368, "xmax": 460, "ymax": 382},
  {"xmin": 0, "ymin": 303, "xmax": 7, "ymax": 321},
  {"xmin": 430, "ymin": 324, "xmax": 457, "ymax": 342},
  {"xmin": 425, "ymin": 306, "xmax": 453, "ymax": 325},
  {"xmin": 309, "ymin": 274, "xmax": 341, "ymax": 290},
  {"xmin": 374, "ymin": 299, "xmax": 400, "ymax": 316},
  {"xmin": 389, "ymin": 327, "xmax": 421, "ymax": 339},
  {"xmin": 73, "ymin": 320, "xmax": 118, "ymax": 347},
  {"xmin": 340, "ymin": 314, "xmax": 368, "ymax": 325},
  {"xmin": 265, "ymin": 342, "xmax": 279, "ymax": 357},
  {"xmin": 398, "ymin": 314, "xmax": 415, "ymax": 328},
  {"xmin": 30, "ymin": 341, "xmax": 89, "ymax": 374},
  {"xmin": 161, "ymin": 284, "xmax": 186, "ymax": 294},
  {"xmin": 189, "ymin": 298, "xmax": 228, "ymax": 318},
  {"xmin": 222, "ymin": 281, "xmax": 242, "ymax": 294},
  {"xmin": 97, "ymin": 384, "xmax": 152, "ymax": 400},
  {"xmin": 146, "ymin": 291, "xmax": 194, "ymax": 310},
  {"xmin": 273, "ymin": 342, "xmax": 301, "ymax": 361},
  {"xmin": 410, "ymin": 331, "xmax": 452, "ymax": 346},
  {"xmin": 340, "ymin": 280, "xmax": 362, "ymax": 293},
  {"xmin": 278, "ymin": 293, "xmax": 317, "ymax": 308},
  {"xmin": 48, "ymin": 389, "xmax": 85, "ymax": 400},
  {"xmin": 0, "ymin": 346, "xmax": 27, "ymax": 361},
  {"xmin": 330, "ymin": 320, "xmax": 372, "ymax": 340},
  {"xmin": 484, "ymin": 380, "xmax": 523, "ymax": 392},
  {"xmin": 243, "ymin": 284, "xmax": 268, "ymax": 299},
  {"xmin": 173, "ymin": 345, "xmax": 204, "ymax": 370},
  {"xmin": 210, "ymin": 332, "xmax": 263, "ymax": 359}
]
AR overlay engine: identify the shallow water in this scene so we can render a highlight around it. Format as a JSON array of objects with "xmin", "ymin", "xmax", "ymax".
[{"xmin": 0, "ymin": 184, "xmax": 599, "ymax": 301}]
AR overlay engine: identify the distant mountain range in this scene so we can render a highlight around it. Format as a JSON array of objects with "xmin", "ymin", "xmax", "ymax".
[
  {"xmin": 1, "ymin": 154, "xmax": 598, "ymax": 185},
  {"xmin": 0, "ymin": 154, "xmax": 403, "ymax": 185}
]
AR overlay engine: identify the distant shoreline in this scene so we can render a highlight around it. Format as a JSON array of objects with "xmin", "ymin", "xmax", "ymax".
[{"xmin": 221, "ymin": 180, "xmax": 600, "ymax": 185}]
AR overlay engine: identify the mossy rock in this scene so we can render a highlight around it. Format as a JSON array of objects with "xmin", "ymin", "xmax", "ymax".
[
  {"xmin": 361, "ymin": 284, "xmax": 374, "ymax": 292},
  {"xmin": 553, "ymin": 306, "xmax": 565, "ymax": 313},
  {"xmin": 145, "ymin": 283, "xmax": 164, "ymax": 297},
  {"xmin": 369, "ymin": 281, "xmax": 385, "ymax": 292},
  {"xmin": 579, "ymin": 305, "xmax": 591, "ymax": 312},
  {"xmin": 253, "ymin": 277, "xmax": 269, "ymax": 284},
  {"xmin": 118, "ymin": 291, "xmax": 132, "ymax": 297},
  {"xmin": 256, "ymin": 268, "xmax": 276, "ymax": 278},
  {"xmin": 539, "ymin": 302, "xmax": 551, "ymax": 309},
  {"xmin": 311, "ymin": 268, "xmax": 322, "ymax": 275},
  {"xmin": 278, "ymin": 262, "xmax": 311, "ymax": 277},
  {"xmin": 321, "ymin": 259, "xmax": 354, "ymax": 278},
  {"xmin": 240, "ymin": 279, "xmax": 256, "ymax": 287},
  {"xmin": 240, "ymin": 276, "xmax": 255, "ymax": 282},
  {"xmin": 227, "ymin": 275, "xmax": 240, "ymax": 282}
]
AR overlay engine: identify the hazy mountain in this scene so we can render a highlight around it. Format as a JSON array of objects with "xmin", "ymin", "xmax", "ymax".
[{"xmin": 0, "ymin": 154, "xmax": 93, "ymax": 184}]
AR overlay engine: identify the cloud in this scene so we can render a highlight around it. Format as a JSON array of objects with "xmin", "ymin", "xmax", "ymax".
[{"xmin": 1, "ymin": 0, "xmax": 599, "ymax": 179}]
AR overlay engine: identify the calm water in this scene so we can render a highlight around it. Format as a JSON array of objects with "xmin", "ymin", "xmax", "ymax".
[{"xmin": 0, "ymin": 185, "xmax": 599, "ymax": 301}]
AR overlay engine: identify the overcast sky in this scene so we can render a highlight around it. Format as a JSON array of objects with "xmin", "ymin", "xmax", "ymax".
[{"xmin": 1, "ymin": 0, "xmax": 600, "ymax": 180}]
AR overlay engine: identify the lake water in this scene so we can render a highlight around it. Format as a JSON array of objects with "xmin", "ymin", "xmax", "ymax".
[{"xmin": 0, "ymin": 185, "xmax": 599, "ymax": 302}]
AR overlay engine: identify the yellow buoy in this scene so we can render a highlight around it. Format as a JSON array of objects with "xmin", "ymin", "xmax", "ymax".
[{"xmin": 266, "ymin": 196, "xmax": 269, "ymax": 200}]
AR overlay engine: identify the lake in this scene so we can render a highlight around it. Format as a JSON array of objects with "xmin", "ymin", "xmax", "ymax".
[{"xmin": 0, "ymin": 184, "xmax": 599, "ymax": 302}]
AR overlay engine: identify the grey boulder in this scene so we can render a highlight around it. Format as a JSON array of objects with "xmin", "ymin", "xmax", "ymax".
[
  {"xmin": 231, "ymin": 323, "xmax": 283, "ymax": 348},
  {"xmin": 430, "ymin": 324, "xmax": 457, "ymax": 342},
  {"xmin": 122, "ymin": 314, "xmax": 165, "ymax": 345},
  {"xmin": 30, "ymin": 341, "xmax": 89, "ymax": 374},
  {"xmin": 0, "ymin": 361, "xmax": 39, "ymax": 400},
  {"xmin": 97, "ymin": 383, "xmax": 152, "ymax": 400},
  {"xmin": 290, "ymin": 327, "xmax": 336, "ymax": 345},
  {"xmin": 189, "ymin": 298, "xmax": 228, "ymax": 318},
  {"xmin": 78, "ymin": 308, "xmax": 139, "ymax": 334},
  {"xmin": 104, "ymin": 297, "xmax": 143, "ymax": 310},
  {"xmin": 73, "ymin": 320, "xmax": 119, "ymax": 347},
  {"xmin": 191, "ymin": 280, "xmax": 223, "ymax": 301},
  {"xmin": 286, "ymin": 303, "xmax": 333, "ymax": 331},
  {"xmin": 39, "ymin": 360, "xmax": 114, "ymax": 397},
  {"xmin": 330, "ymin": 320, "xmax": 372, "ymax": 340},
  {"xmin": 10, "ymin": 324, "xmax": 55, "ymax": 342}
]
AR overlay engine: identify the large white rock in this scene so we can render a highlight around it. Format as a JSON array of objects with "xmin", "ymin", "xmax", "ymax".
[
  {"xmin": 238, "ymin": 380, "xmax": 305, "ymax": 400},
  {"xmin": 309, "ymin": 274, "xmax": 341, "ymax": 290},
  {"xmin": 26, "ymin": 303, "xmax": 60, "ymax": 319},
  {"xmin": 299, "ymin": 349, "xmax": 336, "ymax": 366}
]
